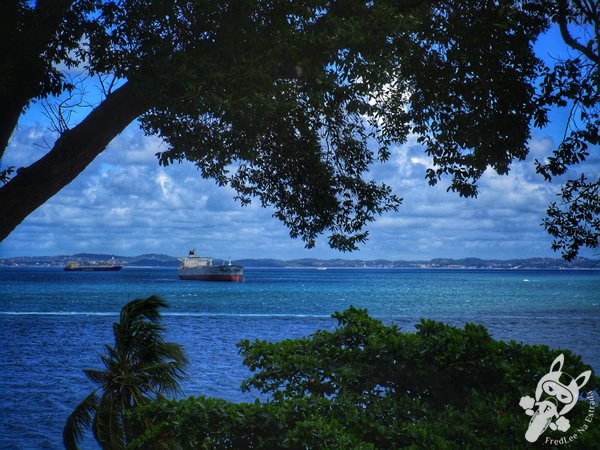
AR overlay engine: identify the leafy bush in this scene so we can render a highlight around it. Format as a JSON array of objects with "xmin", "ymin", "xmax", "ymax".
[{"xmin": 129, "ymin": 307, "xmax": 599, "ymax": 449}]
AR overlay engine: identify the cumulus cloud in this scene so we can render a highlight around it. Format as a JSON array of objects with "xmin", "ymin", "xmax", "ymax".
[
  {"xmin": 1, "ymin": 121, "xmax": 306, "ymax": 258},
  {"xmin": 1, "ymin": 113, "xmax": 597, "ymax": 260},
  {"xmin": 358, "ymin": 132, "xmax": 597, "ymax": 260}
]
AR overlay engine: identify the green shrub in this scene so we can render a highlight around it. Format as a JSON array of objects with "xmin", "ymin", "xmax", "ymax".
[{"xmin": 129, "ymin": 307, "xmax": 599, "ymax": 449}]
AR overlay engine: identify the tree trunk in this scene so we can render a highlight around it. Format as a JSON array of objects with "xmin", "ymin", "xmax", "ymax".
[
  {"xmin": 0, "ymin": 96, "xmax": 27, "ymax": 159},
  {"xmin": 0, "ymin": 0, "xmax": 76, "ymax": 160},
  {"xmin": 0, "ymin": 82, "xmax": 150, "ymax": 242}
]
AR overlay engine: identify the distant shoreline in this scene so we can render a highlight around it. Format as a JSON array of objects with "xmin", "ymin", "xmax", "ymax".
[
  {"xmin": 1, "ymin": 254, "xmax": 598, "ymax": 270},
  {"xmin": 2, "ymin": 266, "xmax": 598, "ymax": 271}
]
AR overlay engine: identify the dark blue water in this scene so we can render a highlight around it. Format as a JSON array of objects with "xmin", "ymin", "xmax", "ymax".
[{"xmin": 1, "ymin": 267, "xmax": 599, "ymax": 449}]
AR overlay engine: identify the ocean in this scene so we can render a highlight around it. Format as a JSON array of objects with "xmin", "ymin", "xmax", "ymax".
[{"xmin": 1, "ymin": 267, "xmax": 599, "ymax": 449}]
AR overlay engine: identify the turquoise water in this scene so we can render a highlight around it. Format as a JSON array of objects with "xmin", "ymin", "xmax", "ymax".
[{"xmin": 1, "ymin": 267, "xmax": 599, "ymax": 449}]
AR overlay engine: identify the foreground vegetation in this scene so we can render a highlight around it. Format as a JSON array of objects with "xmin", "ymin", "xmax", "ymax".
[
  {"xmin": 63, "ymin": 296, "xmax": 188, "ymax": 450},
  {"xmin": 67, "ymin": 298, "xmax": 599, "ymax": 449}
]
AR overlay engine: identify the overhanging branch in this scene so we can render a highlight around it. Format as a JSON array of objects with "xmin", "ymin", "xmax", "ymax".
[
  {"xmin": 557, "ymin": 0, "xmax": 599, "ymax": 64},
  {"xmin": 0, "ymin": 82, "xmax": 150, "ymax": 242}
]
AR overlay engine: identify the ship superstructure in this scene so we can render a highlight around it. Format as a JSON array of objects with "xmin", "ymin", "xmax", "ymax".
[{"xmin": 178, "ymin": 249, "xmax": 243, "ymax": 282}]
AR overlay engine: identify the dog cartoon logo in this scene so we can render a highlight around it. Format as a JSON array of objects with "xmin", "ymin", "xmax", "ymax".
[{"xmin": 519, "ymin": 354, "xmax": 591, "ymax": 443}]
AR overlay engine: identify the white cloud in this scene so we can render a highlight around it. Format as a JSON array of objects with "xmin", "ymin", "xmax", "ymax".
[{"xmin": 1, "ymin": 114, "xmax": 597, "ymax": 261}]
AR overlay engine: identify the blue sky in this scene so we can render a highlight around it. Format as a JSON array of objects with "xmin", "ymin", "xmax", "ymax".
[{"xmin": 1, "ymin": 28, "xmax": 598, "ymax": 260}]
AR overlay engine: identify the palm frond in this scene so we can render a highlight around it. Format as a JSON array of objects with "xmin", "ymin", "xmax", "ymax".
[
  {"xmin": 100, "ymin": 348, "xmax": 120, "ymax": 369},
  {"xmin": 95, "ymin": 395, "xmax": 127, "ymax": 450},
  {"xmin": 63, "ymin": 390, "xmax": 99, "ymax": 450},
  {"xmin": 121, "ymin": 295, "xmax": 168, "ymax": 326},
  {"xmin": 84, "ymin": 368, "xmax": 109, "ymax": 387},
  {"xmin": 65, "ymin": 295, "xmax": 188, "ymax": 449},
  {"xmin": 142, "ymin": 361, "xmax": 188, "ymax": 396},
  {"xmin": 159, "ymin": 342, "xmax": 189, "ymax": 364}
]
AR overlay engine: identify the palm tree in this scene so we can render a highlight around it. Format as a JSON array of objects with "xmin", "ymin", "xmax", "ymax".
[{"xmin": 63, "ymin": 295, "xmax": 188, "ymax": 449}]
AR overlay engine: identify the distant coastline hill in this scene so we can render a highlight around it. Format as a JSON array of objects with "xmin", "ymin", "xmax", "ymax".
[
  {"xmin": 0, "ymin": 254, "xmax": 598, "ymax": 269},
  {"xmin": 0, "ymin": 253, "xmax": 179, "ymax": 268}
]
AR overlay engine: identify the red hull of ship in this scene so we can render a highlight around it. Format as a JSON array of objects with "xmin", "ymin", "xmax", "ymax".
[{"xmin": 178, "ymin": 274, "xmax": 243, "ymax": 282}]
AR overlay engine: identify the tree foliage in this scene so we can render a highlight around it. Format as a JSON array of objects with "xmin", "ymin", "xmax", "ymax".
[
  {"xmin": 544, "ymin": 175, "xmax": 600, "ymax": 260},
  {"xmin": 534, "ymin": 0, "xmax": 600, "ymax": 260},
  {"xmin": 129, "ymin": 307, "xmax": 599, "ymax": 449},
  {"xmin": 63, "ymin": 295, "xmax": 188, "ymax": 450},
  {"xmin": 0, "ymin": 0, "xmax": 598, "ymax": 257}
]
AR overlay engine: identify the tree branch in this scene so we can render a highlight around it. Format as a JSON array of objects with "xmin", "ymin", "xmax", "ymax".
[
  {"xmin": 0, "ymin": 0, "xmax": 76, "ymax": 159},
  {"xmin": 557, "ymin": 0, "xmax": 599, "ymax": 63},
  {"xmin": 0, "ymin": 82, "xmax": 151, "ymax": 242}
]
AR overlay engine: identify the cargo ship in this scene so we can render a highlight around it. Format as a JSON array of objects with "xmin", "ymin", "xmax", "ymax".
[
  {"xmin": 64, "ymin": 258, "xmax": 122, "ymax": 271},
  {"xmin": 178, "ymin": 249, "xmax": 243, "ymax": 282}
]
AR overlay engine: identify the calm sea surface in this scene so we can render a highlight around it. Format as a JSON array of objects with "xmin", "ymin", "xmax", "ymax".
[{"xmin": 1, "ymin": 267, "xmax": 599, "ymax": 449}]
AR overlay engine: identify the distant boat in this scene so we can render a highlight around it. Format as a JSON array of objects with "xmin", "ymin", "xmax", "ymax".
[
  {"xmin": 178, "ymin": 249, "xmax": 243, "ymax": 282},
  {"xmin": 64, "ymin": 258, "xmax": 122, "ymax": 271}
]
